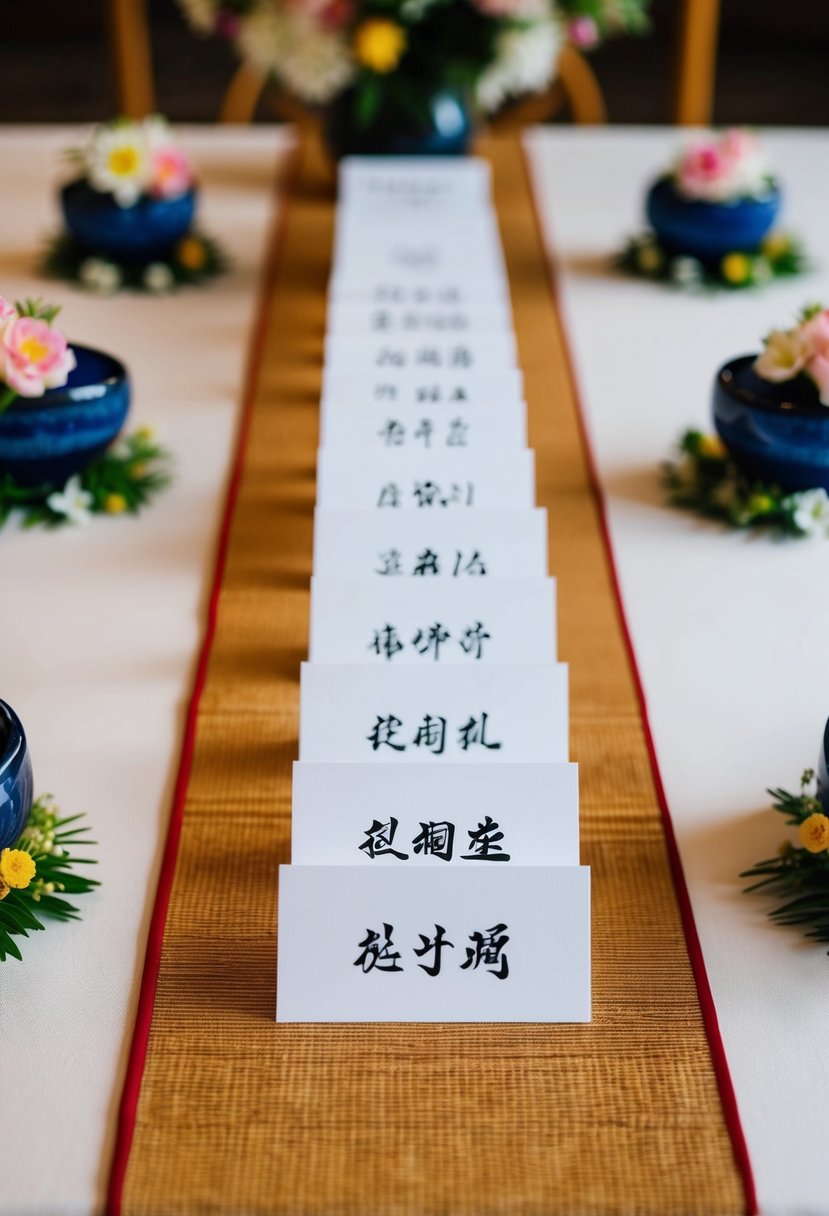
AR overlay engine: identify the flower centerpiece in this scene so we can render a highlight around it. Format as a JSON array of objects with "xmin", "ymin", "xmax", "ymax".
[
  {"xmin": 179, "ymin": 0, "xmax": 650, "ymax": 157},
  {"xmin": 0, "ymin": 294, "xmax": 170, "ymax": 527},
  {"xmin": 620, "ymin": 129, "xmax": 806, "ymax": 289},
  {"xmin": 663, "ymin": 306, "xmax": 829, "ymax": 537},
  {"xmin": 43, "ymin": 117, "xmax": 225, "ymax": 295}
]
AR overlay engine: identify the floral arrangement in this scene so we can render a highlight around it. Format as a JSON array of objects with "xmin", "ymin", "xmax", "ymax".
[
  {"xmin": 672, "ymin": 128, "xmax": 774, "ymax": 204},
  {"xmin": 743, "ymin": 771, "xmax": 829, "ymax": 950},
  {"xmin": 43, "ymin": 231, "xmax": 226, "ymax": 297},
  {"xmin": 755, "ymin": 304, "xmax": 829, "ymax": 406},
  {"xmin": 0, "ymin": 796, "xmax": 98, "ymax": 963},
  {"xmin": 70, "ymin": 116, "xmax": 195, "ymax": 208},
  {"xmin": 663, "ymin": 430, "xmax": 829, "ymax": 539},
  {"xmin": 178, "ymin": 0, "xmax": 650, "ymax": 121},
  {"xmin": 0, "ymin": 298, "xmax": 75, "ymax": 410},
  {"xmin": 619, "ymin": 230, "xmax": 805, "ymax": 290}
]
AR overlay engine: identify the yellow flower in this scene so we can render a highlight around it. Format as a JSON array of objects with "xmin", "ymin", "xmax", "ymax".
[
  {"xmin": 104, "ymin": 493, "xmax": 127, "ymax": 514},
  {"xmin": 0, "ymin": 878, "xmax": 9, "ymax": 901},
  {"xmin": 175, "ymin": 236, "xmax": 207, "ymax": 271},
  {"xmin": 698, "ymin": 434, "xmax": 727, "ymax": 460},
  {"xmin": 0, "ymin": 848, "xmax": 36, "ymax": 890},
  {"xmin": 135, "ymin": 425, "xmax": 156, "ymax": 444},
  {"xmin": 353, "ymin": 19, "xmax": 406, "ymax": 73},
  {"xmin": 799, "ymin": 813, "xmax": 829, "ymax": 853},
  {"xmin": 761, "ymin": 232, "xmax": 791, "ymax": 260},
  {"xmin": 636, "ymin": 243, "xmax": 664, "ymax": 275},
  {"xmin": 747, "ymin": 492, "xmax": 774, "ymax": 515},
  {"xmin": 721, "ymin": 252, "xmax": 751, "ymax": 284}
]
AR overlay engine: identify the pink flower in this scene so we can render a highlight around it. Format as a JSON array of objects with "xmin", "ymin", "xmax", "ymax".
[
  {"xmin": 675, "ymin": 128, "xmax": 771, "ymax": 202},
  {"xmin": 676, "ymin": 139, "xmax": 729, "ymax": 200},
  {"xmin": 803, "ymin": 311, "xmax": 829, "ymax": 405},
  {"xmin": 0, "ymin": 297, "xmax": 16, "ymax": 324},
  {"xmin": 150, "ymin": 146, "xmax": 194, "ymax": 199},
  {"xmin": 214, "ymin": 8, "xmax": 242, "ymax": 38},
  {"xmin": 567, "ymin": 16, "xmax": 599, "ymax": 48},
  {"xmin": 2, "ymin": 316, "xmax": 76, "ymax": 399}
]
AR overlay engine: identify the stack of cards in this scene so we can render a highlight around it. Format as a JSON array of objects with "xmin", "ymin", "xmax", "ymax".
[{"xmin": 277, "ymin": 158, "xmax": 590, "ymax": 1023}]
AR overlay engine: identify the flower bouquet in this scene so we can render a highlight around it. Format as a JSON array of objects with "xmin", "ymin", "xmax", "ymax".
[
  {"xmin": 179, "ymin": 0, "xmax": 650, "ymax": 156},
  {"xmin": 664, "ymin": 306, "xmax": 829, "ymax": 537},
  {"xmin": 0, "ymin": 294, "xmax": 170, "ymax": 528},
  {"xmin": 620, "ymin": 129, "xmax": 806, "ymax": 290},
  {"xmin": 43, "ymin": 117, "xmax": 225, "ymax": 295}
]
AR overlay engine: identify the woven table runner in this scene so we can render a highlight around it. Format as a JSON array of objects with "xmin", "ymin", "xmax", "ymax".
[{"xmin": 112, "ymin": 134, "xmax": 751, "ymax": 1216}]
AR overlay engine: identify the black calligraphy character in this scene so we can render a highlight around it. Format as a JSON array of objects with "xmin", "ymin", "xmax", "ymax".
[
  {"xmin": 416, "ymin": 385, "xmax": 440, "ymax": 403},
  {"xmin": 459, "ymin": 621, "xmax": 491, "ymax": 660},
  {"xmin": 371, "ymin": 309, "xmax": 392, "ymax": 331},
  {"xmin": 458, "ymin": 713, "xmax": 502, "ymax": 751},
  {"xmin": 461, "ymin": 924, "xmax": 510, "ymax": 979},
  {"xmin": 413, "ymin": 714, "xmax": 447, "ymax": 755},
  {"xmin": 367, "ymin": 714, "xmax": 406, "ymax": 752},
  {"xmin": 374, "ymin": 383, "xmax": 398, "ymax": 402},
  {"xmin": 461, "ymin": 816, "xmax": 510, "ymax": 862},
  {"xmin": 354, "ymin": 924, "xmax": 403, "ymax": 973},
  {"xmin": 413, "ymin": 481, "xmax": 441, "ymax": 507},
  {"xmin": 378, "ymin": 419, "xmax": 406, "ymax": 446},
  {"xmin": 412, "ymin": 821, "xmax": 455, "ymax": 861},
  {"xmin": 414, "ymin": 924, "xmax": 455, "ymax": 977},
  {"xmin": 412, "ymin": 621, "xmax": 450, "ymax": 661},
  {"xmin": 413, "ymin": 418, "xmax": 434, "ymax": 448},
  {"xmin": 377, "ymin": 347, "xmax": 405, "ymax": 367},
  {"xmin": 452, "ymin": 550, "xmax": 487, "ymax": 577},
  {"xmin": 370, "ymin": 624, "xmax": 404, "ymax": 660},
  {"xmin": 440, "ymin": 482, "xmax": 474, "ymax": 507},
  {"xmin": 449, "ymin": 345, "xmax": 473, "ymax": 368},
  {"xmin": 359, "ymin": 818, "xmax": 409, "ymax": 861},
  {"xmin": 446, "ymin": 417, "xmax": 469, "ymax": 447},
  {"xmin": 375, "ymin": 549, "xmax": 403, "ymax": 576},
  {"xmin": 415, "ymin": 346, "xmax": 441, "ymax": 366},
  {"xmin": 412, "ymin": 548, "xmax": 440, "ymax": 576},
  {"xmin": 449, "ymin": 386, "xmax": 468, "ymax": 402},
  {"xmin": 377, "ymin": 481, "xmax": 401, "ymax": 508}
]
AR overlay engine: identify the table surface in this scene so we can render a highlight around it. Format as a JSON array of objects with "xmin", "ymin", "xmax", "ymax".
[{"xmin": 1, "ymin": 124, "xmax": 828, "ymax": 1216}]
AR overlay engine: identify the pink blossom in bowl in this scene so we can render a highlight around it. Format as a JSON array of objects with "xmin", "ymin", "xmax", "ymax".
[
  {"xmin": 567, "ymin": 16, "xmax": 599, "ymax": 48},
  {"xmin": 2, "ymin": 316, "xmax": 76, "ymax": 399},
  {"xmin": 150, "ymin": 146, "xmax": 194, "ymax": 199},
  {"xmin": 674, "ymin": 129, "xmax": 772, "ymax": 203}
]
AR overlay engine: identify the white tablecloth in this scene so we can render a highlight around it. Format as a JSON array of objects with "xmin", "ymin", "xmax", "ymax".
[
  {"xmin": 527, "ymin": 127, "xmax": 829, "ymax": 1216},
  {"xmin": 0, "ymin": 126, "xmax": 291, "ymax": 1216}
]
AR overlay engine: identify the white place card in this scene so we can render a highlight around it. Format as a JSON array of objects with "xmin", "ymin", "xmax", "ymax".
[
  {"xmin": 315, "ymin": 448, "xmax": 534, "ymax": 511},
  {"xmin": 312, "ymin": 508, "xmax": 549, "ymax": 579},
  {"xmin": 291, "ymin": 762, "xmax": 579, "ymax": 866},
  {"xmin": 325, "ymin": 304, "xmax": 512, "ymax": 338},
  {"xmin": 309, "ymin": 577, "xmax": 556, "ymax": 664},
  {"xmin": 321, "ymin": 368, "xmax": 524, "ymax": 412},
  {"xmin": 324, "ymin": 333, "xmax": 517, "ymax": 375},
  {"xmin": 319, "ymin": 399, "xmax": 527, "ymax": 450},
  {"xmin": 327, "ymin": 281, "xmax": 511, "ymax": 308},
  {"xmin": 338, "ymin": 155, "xmax": 494, "ymax": 208},
  {"xmin": 298, "ymin": 662, "xmax": 569, "ymax": 764},
  {"xmin": 276, "ymin": 864, "xmax": 591, "ymax": 1022}
]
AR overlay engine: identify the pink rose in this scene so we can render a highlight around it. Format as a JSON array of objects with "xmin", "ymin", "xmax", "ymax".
[
  {"xmin": 567, "ymin": 16, "xmax": 599, "ymax": 48},
  {"xmin": 2, "ymin": 316, "xmax": 76, "ymax": 399},
  {"xmin": 150, "ymin": 146, "xmax": 194, "ymax": 199},
  {"xmin": 676, "ymin": 140, "xmax": 729, "ymax": 200}
]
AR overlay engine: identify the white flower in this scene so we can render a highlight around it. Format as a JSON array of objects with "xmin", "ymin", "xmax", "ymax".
[
  {"xmin": 237, "ymin": 7, "xmax": 355, "ymax": 105},
  {"xmin": 475, "ymin": 17, "xmax": 562, "ymax": 113},
  {"xmin": 47, "ymin": 476, "xmax": 94, "ymax": 526},
  {"xmin": 85, "ymin": 122, "xmax": 152, "ymax": 207},
  {"xmin": 79, "ymin": 257, "xmax": 122, "ymax": 296},
  {"xmin": 143, "ymin": 262, "xmax": 176, "ymax": 294},
  {"xmin": 670, "ymin": 255, "xmax": 703, "ymax": 287},
  {"xmin": 177, "ymin": 0, "xmax": 220, "ymax": 34},
  {"xmin": 788, "ymin": 488, "xmax": 829, "ymax": 537},
  {"xmin": 755, "ymin": 327, "xmax": 812, "ymax": 383}
]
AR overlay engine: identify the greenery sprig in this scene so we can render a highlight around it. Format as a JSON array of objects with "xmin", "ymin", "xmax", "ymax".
[
  {"xmin": 742, "ymin": 771, "xmax": 829, "ymax": 950},
  {"xmin": 663, "ymin": 430, "xmax": 829, "ymax": 537},
  {"xmin": 42, "ymin": 231, "xmax": 227, "ymax": 296},
  {"xmin": 0, "ymin": 428, "xmax": 172, "ymax": 530},
  {"xmin": 618, "ymin": 230, "xmax": 807, "ymax": 291},
  {"xmin": 0, "ymin": 796, "xmax": 99, "ymax": 963}
]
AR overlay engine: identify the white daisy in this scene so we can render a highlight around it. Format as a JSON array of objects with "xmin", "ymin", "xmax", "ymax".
[
  {"xmin": 47, "ymin": 476, "xmax": 94, "ymax": 526},
  {"xmin": 85, "ymin": 122, "xmax": 152, "ymax": 207}
]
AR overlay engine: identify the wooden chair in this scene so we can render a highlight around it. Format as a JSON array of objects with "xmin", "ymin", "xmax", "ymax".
[{"xmin": 107, "ymin": 0, "xmax": 720, "ymax": 128}]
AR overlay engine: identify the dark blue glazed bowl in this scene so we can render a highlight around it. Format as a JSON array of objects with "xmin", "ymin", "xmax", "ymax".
[
  {"xmin": 324, "ymin": 89, "xmax": 472, "ymax": 159},
  {"xmin": 0, "ymin": 344, "xmax": 130, "ymax": 487},
  {"xmin": 0, "ymin": 700, "xmax": 33, "ymax": 853},
  {"xmin": 646, "ymin": 176, "xmax": 781, "ymax": 263},
  {"xmin": 60, "ymin": 178, "xmax": 197, "ymax": 262},
  {"xmin": 713, "ymin": 355, "xmax": 829, "ymax": 492},
  {"xmin": 818, "ymin": 719, "xmax": 829, "ymax": 815}
]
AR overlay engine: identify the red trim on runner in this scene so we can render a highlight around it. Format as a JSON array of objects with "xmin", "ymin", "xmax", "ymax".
[
  {"xmin": 105, "ymin": 139, "xmax": 302, "ymax": 1216},
  {"xmin": 520, "ymin": 142, "xmax": 759, "ymax": 1216}
]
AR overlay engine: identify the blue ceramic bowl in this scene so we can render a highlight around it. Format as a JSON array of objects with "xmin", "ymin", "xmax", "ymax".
[
  {"xmin": 0, "ymin": 344, "xmax": 130, "ymax": 487},
  {"xmin": 61, "ymin": 178, "xmax": 197, "ymax": 262},
  {"xmin": 818, "ymin": 719, "xmax": 829, "ymax": 815},
  {"xmin": 0, "ymin": 700, "xmax": 33, "ymax": 853},
  {"xmin": 713, "ymin": 355, "xmax": 829, "ymax": 492},
  {"xmin": 646, "ymin": 176, "xmax": 781, "ymax": 263}
]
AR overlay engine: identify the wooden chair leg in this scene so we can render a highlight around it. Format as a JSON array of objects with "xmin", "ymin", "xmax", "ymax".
[
  {"xmin": 555, "ymin": 45, "xmax": 608, "ymax": 125},
  {"xmin": 674, "ymin": 0, "xmax": 720, "ymax": 126},
  {"xmin": 107, "ymin": 0, "xmax": 156, "ymax": 118},
  {"xmin": 219, "ymin": 62, "xmax": 268, "ymax": 124}
]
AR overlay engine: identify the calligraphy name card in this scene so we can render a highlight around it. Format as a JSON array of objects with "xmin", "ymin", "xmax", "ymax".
[
  {"xmin": 321, "ymin": 369, "xmax": 524, "ymax": 413},
  {"xmin": 291, "ymin": 761, "xmax": 579, "ymax": 866},
  {"xmin": 276, "ymin": 865, "xmax": 590, "ymax": 1023},
  {"xmin": 319, "ymin": 399, "xmax": 527, "ymax": 451},
  {"xmin": 312, "ymin": 508, "xmax": 549, "ymax": 579},
  {"xmin": 324, "ymin": 334, "xmax": 517, "ymax": 378},
  {"xmin": 325, "ymin": 304, "xmax": 513, "ymax": 338},
  {"xmin": 309, "ymin": 577, "xmax": 556, "ymax": 665},
  {"xmin": 298, "ymin": 662, "xmax": 569, "ymax": 764}
]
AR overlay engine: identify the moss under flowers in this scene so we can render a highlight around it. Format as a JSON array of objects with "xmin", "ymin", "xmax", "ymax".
[
  {"xmin": 663, "ymin": 430, "xmax": 829, "ymax": 537},
  {"xmin": 41, "ymin": 230, "xmax": 227, "ymax": 295},
  {"xmin": 618, "ymin": 230, "xmax": 808, "ymax": 291},
  {"xmin": 0, "ymin": 428, "xmax": 172, "ymax": 530},
  {"xmin": 0, "ymin": 796, "xmax": 99, "ymax": 963},
  {"xmin": 743, "ymin": 771, "xmax": 829, "ymax": 950}
]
